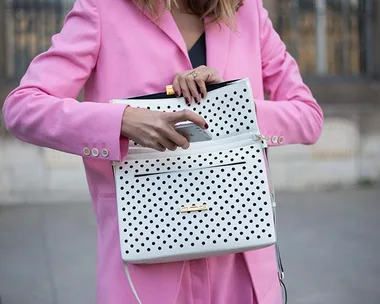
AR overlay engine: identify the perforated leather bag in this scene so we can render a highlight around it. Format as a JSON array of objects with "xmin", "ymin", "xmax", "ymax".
[{"xmin": 111, "ymin": 78, "xmax": 277, "ymax": 264}]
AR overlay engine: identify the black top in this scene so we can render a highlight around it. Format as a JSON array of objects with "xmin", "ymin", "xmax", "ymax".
[{"xmin": 188, "ymin": 32, "xmax": 206, "ymax": 68}]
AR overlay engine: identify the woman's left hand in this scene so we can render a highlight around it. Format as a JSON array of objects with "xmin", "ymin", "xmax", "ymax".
[{"xmin": 172, "ymin": 65, "xmax": 223, "ymax": 105}]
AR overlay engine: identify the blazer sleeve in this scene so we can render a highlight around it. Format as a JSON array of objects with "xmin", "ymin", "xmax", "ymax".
[
  {"xmin": 254, "ymin": 0, "xmax": 324, "ymax": 146},
  {"xmin": 2, "ymin": 0, "xmax": 129, "ymax": 161}
]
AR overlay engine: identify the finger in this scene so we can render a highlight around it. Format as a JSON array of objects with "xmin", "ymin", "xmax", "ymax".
[
  {"xmin": 149, "ymin": 142, "xmax": 166, "ymax": 152},
  {"xmin": 154, "ymin": 117, "xmax": 190, "ymax": 149},
  {"xmin": 204, "ymin": 67, "xmax": 223, "ymax": 84},
  {"xmin": 157, "ymin": 135, "xmax": 178, "ymax": 151},
  {"xmin": 178, "ymin": 74, "xmax": 192, "ymax": 105},
  {"xmin": 166, "ymin": 110, "xmax": 208, "ymax": 129},
  {"xmin": 164, "ymin": 127, "xmax": 190, "ymax": 149},
  {"xmin": 192, "ymin": 67, "xmax": 221, "ymax": 98},
  {"xmin": 192, "ymin": 65, "xmax": 207, "ymax": 99},
  {"xmin": 194, "ymin": 77, "xmax": 207, "ymax": 99},
  {"xmin": 172, "ymin": 73, "xmax": 181, "ymax": 97},
  {"xmin": 185, "ymin": 73, "xmax": 201, "ymax": 104}
]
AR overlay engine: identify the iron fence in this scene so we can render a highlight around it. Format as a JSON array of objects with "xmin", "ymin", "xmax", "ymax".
[
  {"xmin": 1, "ymin": 0, "xmax": 73, "ymax": 81},
  {"xmin": 276, "ymin": 0, "xmax": 373, "ymax": 77},
  {"xmin": 0, "ymin": 0, "xmax": 375, "ymax": 81}
]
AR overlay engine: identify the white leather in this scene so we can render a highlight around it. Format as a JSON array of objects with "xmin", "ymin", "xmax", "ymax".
[{"xmin": 112, "ymin": 79, "xmax": 277, "ymax": 264}]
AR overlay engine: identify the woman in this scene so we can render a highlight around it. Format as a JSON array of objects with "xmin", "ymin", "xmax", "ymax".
[{"xmin": 2, "ymin": 0, "xmax": 323, "ymax": 303}]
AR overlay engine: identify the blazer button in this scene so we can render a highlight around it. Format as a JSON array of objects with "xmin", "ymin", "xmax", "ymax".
[
  {"xmin": 271, "ymin": 135, "xmax": 278, "ymax": 144},
  {"xmin": 92, "ymin": 148, "xmax": 99, "ymax": 157},
  {"xmin": 83, "ymin": 147, "xmax": 91, "ymax": 156},
  {"xmin": 278, "ymin": 136, "xmax": 285, "ymax": 144},
  {"xmin": 101, "ymin": 148, "xmax": 109, "ymax": 158}
]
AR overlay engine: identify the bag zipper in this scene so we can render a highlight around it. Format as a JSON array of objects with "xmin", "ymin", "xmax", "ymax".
[{"xmin": 113, "ymin": 132, "xmax": 267, "ymax": 166}]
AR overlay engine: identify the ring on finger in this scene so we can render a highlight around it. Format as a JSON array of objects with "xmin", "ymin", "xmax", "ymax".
[{"xmin": 190, "ymin": 71, "xmax": 199, "ymax": 78}]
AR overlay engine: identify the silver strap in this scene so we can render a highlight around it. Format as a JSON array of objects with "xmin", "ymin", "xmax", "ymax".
[
  {"xmin": 258, "ymin": 135, "xmax": 285, "ymax": 281},
  {"xmin": 124, "ymin": 263, "xmax": 143, "ymax": 304},
  {"xmin": 266, "ymin": 148, "xmax": 285, "ymax": 277},
  {"xmin": 265, "ymin": 146, "xmax": 287, "ymax": 304}
]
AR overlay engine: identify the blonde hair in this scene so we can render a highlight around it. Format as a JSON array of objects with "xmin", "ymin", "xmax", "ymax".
[{"xmin": 137, "ymin": 0, "xmax": 243, "ymax": 27}]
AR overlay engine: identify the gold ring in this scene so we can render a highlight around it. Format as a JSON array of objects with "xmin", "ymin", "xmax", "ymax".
[{"xmin": 191, "ymin": 71, "xmax": 198, "ymax": 78}]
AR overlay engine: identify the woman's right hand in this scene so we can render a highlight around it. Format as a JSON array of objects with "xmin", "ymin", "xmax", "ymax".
[{"xmin": 121, "ymin": 107, "xmax": 208, "ymax": 151}]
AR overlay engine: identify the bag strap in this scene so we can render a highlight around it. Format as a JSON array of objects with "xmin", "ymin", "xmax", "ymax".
[
  {"xmin": 124, "ymin": 264, "xmax": 143, "ymax": 304},
  {"xmin": 264, "ymin": 146, "xmax": 287, "ymax": 303}
]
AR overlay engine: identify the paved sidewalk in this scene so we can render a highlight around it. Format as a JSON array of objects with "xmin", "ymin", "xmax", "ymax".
[{"xmin": 0, "ymin": 186, "xmax": 379, "ymax": 304}]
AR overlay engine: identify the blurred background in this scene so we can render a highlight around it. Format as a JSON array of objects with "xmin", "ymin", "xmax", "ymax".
[{"xmin": 0, "ymin": 0, "xmax": 379, "ymax": 304}]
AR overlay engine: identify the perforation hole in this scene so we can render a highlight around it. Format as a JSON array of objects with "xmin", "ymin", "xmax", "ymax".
[{"xmin": 120, "ymin": 92, "xmax": 273, "ymax": 256}]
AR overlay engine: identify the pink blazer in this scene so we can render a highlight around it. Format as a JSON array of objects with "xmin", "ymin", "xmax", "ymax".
[{"xmin": 3, "ymin": 0, "xmax": 323, "ymax": 303}]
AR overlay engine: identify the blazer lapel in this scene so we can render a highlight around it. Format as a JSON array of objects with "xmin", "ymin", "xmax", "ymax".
[
  {"xmin": 205, "ymin": 17, "xmax": 231, "ymax": 79},
  {"xmin": 132, "ymin": 0, "xmax": 189, "ymax": 59},
  {"xmin": 131, "ymin": 1, "xmax": 231, "ymax": 76}
]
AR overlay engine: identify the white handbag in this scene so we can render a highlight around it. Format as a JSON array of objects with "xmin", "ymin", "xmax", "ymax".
[{"xmin": 111, "ymin": 78, "xmax": 285, "ymax": 303}]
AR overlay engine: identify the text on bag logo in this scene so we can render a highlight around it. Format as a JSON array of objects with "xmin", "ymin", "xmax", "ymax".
[{"xmin": 180, "ymin": 204, "xmax": 209, "ymax": 213}]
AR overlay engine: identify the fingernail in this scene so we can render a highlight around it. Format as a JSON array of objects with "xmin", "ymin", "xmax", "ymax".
[
  {"xmin": 204, "ymin": 123, "xmax": 209, "ymax": 129},
  {"xmin": 186, "ymin": 98, "xmax": 191, "ymax": 105}
]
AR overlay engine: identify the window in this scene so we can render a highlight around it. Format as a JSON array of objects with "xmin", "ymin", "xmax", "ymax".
[{"xmin": 276, "ymin": 0, "xmax": 373, "ymax": 77}]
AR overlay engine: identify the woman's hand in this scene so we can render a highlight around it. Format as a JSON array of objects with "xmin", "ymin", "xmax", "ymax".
[
  {"xmin": 121, "ymin": 107, "xmax": 208, "ymax": 152},
  {"xmin": 172, "ymin": 65, "xmax": 223, "ymax": 105}
]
